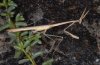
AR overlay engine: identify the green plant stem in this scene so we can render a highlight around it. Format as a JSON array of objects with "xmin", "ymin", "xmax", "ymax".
[
  {"xmin": 16, "ymin": 35, "xmax": 36, "ymax": 65},
  {"xmin": 3, "ymin": 1, "xmax": 36, "ymax": 65},
  {"xmin": 5, "ymin": 1, "xmax": 16, "ymax": 29},
  {"xmin": 22, "ymin": 49, "xmax": 36, "ymax": 65}
]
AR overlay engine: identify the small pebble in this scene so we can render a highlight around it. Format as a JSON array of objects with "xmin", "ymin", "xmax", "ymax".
[{"xmin": 95, "ymin": 59, "xmax": 100, "ymax": 62}]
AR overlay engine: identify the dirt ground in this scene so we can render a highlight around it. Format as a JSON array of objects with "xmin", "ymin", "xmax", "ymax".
[{"xmin": 0, "ymin": 0, "xmax": 100, "ymax": 65}]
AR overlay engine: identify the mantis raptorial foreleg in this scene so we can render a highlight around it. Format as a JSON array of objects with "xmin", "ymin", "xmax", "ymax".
[
  {"xmin": 64, "ymin": 22, "xmax": 79, "ymax": 39},
  {"xmin": 64, "ymin": 8, "xmax": 89, "ymax": 39}
]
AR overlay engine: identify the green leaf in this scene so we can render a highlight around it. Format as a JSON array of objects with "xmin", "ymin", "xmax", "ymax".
[
  {"xmin": 14, "ymin": 51, "xmax": 22, "ymax": 58},
  {"xmin": 15, "ymin": 22, "xmax": 27, "ymax": 27},
  {"xmin": 25, "ymin": 46, "xmax": 30, "ymax": 53},
  {"xmin": 24, "ymin": 39, "xmax": 32, "ymax": 48},
  {"xmin": 33, "ymin": 33, "xmax": 42, "ymax": 45},
  {"xmin": 42, "ymin": 59, "xmax": 53, "ymax": 65},
  {"xmin": 10, "ymin": 12, "xmax": 15, "ymax": 17},
  {"xmin": 7, "ymin": 18, "xmax": 15, "ymax": 28},
  {"xmin": 8, "ymin": 5, "xmax": 16, "ymax": 12},
  {"xmin": 0, "ymin": 23, "xmax": 9, "ymax": 31},
  {"xmin": 36, "ymin": 39, "xmax": 42, "ymax": 44},
  {"xmin": 30, "ymin": 39, "xmax": 42, "ymax": 47},
  {"xmin": 18, "ymin": 59, "xmax": 29, "ymax": 64},
  {"xmin": 3, "ymin": 0, "xmax": 6, "ymax": 5},
  {"xmin": 14, "ymin": 46, "xmax": 21, "ymax": 50},
  {"xmin": 24, "ymin": 36, "xmax": 36, "ymax": 48},
  {"xmin": 21, "ymin": 31, "xmax": 28, "ymax": 36},
  {"xmin": 32, "ymin": 51, "xmax": 44, "ymax": 58},
  {"xmin": 18, "ymin": 42, "xmax": 24, "ymax": 49},
  {"xmin": 8, "ymin": 1, "xmax": 17, "ymax": 7},
  {"xmin": 28, "ymin": 32, "xmax": 34, "ymax": 37},
  {"xmin": 0, "ymin": 3, "xmax": 5, "ymax": 7},
  {"xmin": 0, "ymin": 12, "xmax": 7, "ymax": 16},
  {"xmin": 7, "ymin": 32, "xmax": 16, "ymax": 44},
  {"xmin": 15, "ymin": 13, "xmax": 24, "ymax": 22},
  {"xmin": 35, "ymin": 33, "xmax": 41, "ymax": 39}
]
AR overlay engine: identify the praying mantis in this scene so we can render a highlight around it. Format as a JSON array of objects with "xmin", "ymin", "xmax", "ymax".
[
  {"xmin": 7, "ymin": 8, "xmax": 89, "ymax": 53},
  {"xmin": 7, "ymin": 8, "xmax": 89, "ymax": 39}
]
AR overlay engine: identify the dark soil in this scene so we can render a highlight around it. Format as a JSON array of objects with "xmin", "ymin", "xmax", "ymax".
[{"xmin": 0, "ymin": 0, "xmax": 100, "ymax": 65}]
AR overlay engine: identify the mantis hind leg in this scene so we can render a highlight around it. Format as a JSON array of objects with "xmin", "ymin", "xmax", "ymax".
[
  {"xmin": 42, "ymin": 33, "xmax": 64, "ymax": 58},
  {"xmin": 42, "ymin": 32, "xmax": 63, "ymax": 53}
]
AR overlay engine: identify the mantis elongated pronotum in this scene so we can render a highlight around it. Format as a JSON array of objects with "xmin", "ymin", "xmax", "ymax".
[{"xmin": 7, "ymin": 8, "xmax": 89, "ymax": 53}]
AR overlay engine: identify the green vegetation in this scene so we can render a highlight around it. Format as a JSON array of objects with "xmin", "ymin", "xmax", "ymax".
[{"xmin": 0, "ymin": 0, "xmax": 53, "ymax": 65}]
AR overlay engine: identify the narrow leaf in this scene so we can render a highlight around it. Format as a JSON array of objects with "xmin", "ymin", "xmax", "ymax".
[
  {"xmin": 15, "ymin": 22, "xmax": 27, "ymax": 27},
  {"xmin": 32, "ymin": 51, "xmax": 44, "ymax": 58},
  {"xmin": 18, "ymin": 59, "xmax": 29, "ymax": 64},
  {"xmin": 8, "ymin": 5, "xmax": 16, "ymax": 12},
  {"xmin": 15, "ymin": 13, "xmax": 24, "ymax": 22},
  {"xmin": 8, "ymin": 1, "xmax": 17, "ymax": 7},
  {"xmin": 24, "ymin": 36, "xmax": 35, "ymax": 48},
  {"xmin": 0, "ymin": 13, "xmax": 7, "ymax": 16},
  {"xmin": 14, "ymin": 51, "xmax": 22, "ymax": 58},
  {"xmin": 42, "ymin": 59, "xmax": 53, "ymax": 65},
  {"xmin": 21, "ymin": 31, "xmax": 28, "ymax": 36},
  {"xmin": 24, "ymin": 40, "xmax": 32, "ymax": 48},
  {"xmin": 7, "ymin": 32, "xmax": 16, "ymax": 44},
  {"xmin": 0, "ymin": 24, "xmax": 9, "ymax": 31},
  {"xmin": 14, "ymin": 46, "xmax": 21, "ymax": 50},
  {"xmin": 35, "ymin": 33, "xmax": 41, "ymax": 39},
  {"xmin": 25, "ymin": 46, "xmax": 30, "ymax": 53},
  {"xmin": 31, "ymin": 39, "xmax": 42, "ymax": 47}
]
